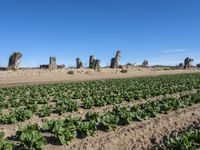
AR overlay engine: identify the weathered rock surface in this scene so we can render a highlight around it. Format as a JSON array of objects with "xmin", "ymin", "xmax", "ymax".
[
  {"xmin": 110, "ymin": 51, "xmax": 122, "ymax": 68},
  {"xmin": 76, "ymin": 58, "xmax": 83, "ymax": 68},
  {"xmin": 8, "ymin": 52, "xmax": 22, "ymax": 70},
  {"xmin": 184, "ymin": 57, "xmax": 193, "ymax": 69},
  {"xmin": 89, "ymin": 55, "xmax": 100, "ymax": 71},
  {"xmin": 49, "ymin": 57, "xmax": 57, "ymax": 70},
  {"xmin": 142, "ymin": 60, "xmax": 149, "ymax": 67}
]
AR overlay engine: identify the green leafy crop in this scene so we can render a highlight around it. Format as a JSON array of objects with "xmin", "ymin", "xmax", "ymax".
[
  {"xmin": 0, "ymin": 131, "xmax": 13, "ymax": 150},
  {"xmin": 17, "ymin": 124, "xmax": 46, "ymax": 150}
]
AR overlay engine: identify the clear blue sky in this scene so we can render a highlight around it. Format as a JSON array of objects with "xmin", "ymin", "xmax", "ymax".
[{"xmin": 0, "ymin": 0, "xmax": 200, "ymax": 67}]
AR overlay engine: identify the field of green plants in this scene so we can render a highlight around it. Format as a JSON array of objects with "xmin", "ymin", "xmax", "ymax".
[{"xmin": 1, "ymin": 73, "xmax": 200, "ymax": 150}]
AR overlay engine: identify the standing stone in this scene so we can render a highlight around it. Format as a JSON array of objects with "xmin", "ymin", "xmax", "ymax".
[
  {"xmin": 184, "ymin": 57, "xmax": 193, "ymax": 69},
  {"xmin": 49, "ymin": 57, "xmax": 57, "ymax": 70},
  {"xmin": 94, "ymin": 59, "xmax": 100, "ymax": 71},
  {"xmin": 8, "ymin": 52, "xmax": 22, "ymax": 70},
  {"xmin": 89, "ymin": 55, "xmax": 100, "ymax": 71},
  {"xmin": 89, "ymin": 55, "xmax": 96, "ymax": 69},
  {"xmin": 76, "ymin": 58, "xmax": 83, "ymax": 68},
  {"xmin": 142, "ymin": 60, "xmax": 149, "ymax": 67},
  {"xmin": 110, "ymin": 50, "xmax": 122, "ymax": 68},
  {"xmin": 197, "ymin": 64, "xmax": 200, "ymax": 68}
]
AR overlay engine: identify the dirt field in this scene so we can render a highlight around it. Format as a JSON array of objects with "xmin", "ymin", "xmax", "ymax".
[
  {"xmin": 0, "ymin": 67, "xmax": 200, "ymax": 87},
  {"xmin": 1, "ymin": 89, "xmax": 199, "ymax": 150}
]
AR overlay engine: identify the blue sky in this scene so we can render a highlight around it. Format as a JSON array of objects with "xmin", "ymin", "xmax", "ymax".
[{"xmin": 0, "ymin": 0, "xmax": 200, "ymax": 67}]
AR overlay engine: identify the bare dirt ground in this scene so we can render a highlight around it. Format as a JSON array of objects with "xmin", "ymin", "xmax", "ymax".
[{"xmin": 0, "ymin": 67, "xmax": 200, "ymax": 87}]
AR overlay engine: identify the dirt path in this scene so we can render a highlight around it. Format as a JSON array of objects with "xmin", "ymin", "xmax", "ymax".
[
  {"xmin": 44, "ymin": 103, "xmax": 200, "ymax": 150},
  {"xmin": 0, "ymin": 68, "xmax": 200, "ymax": 87}
]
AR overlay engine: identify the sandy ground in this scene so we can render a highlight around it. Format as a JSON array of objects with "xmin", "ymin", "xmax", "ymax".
[{"xmin": 0, "ymin": 67, "xmax": 200, "ymax": 87}]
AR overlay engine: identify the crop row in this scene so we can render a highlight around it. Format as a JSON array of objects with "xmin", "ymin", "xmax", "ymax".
[
  {"xmin": 0, "ymin": 89, "xmax": 198, "ymax": 124},
  {"xmin": 153, "ymin": 122, "xmax": 200, "ymax": 150},
  {"xmin": 0, "ymin": 73, "xmax": 200, "ymax": 116},
  {"xmin": 1, "ymin": 91, "xmax": 200, "ymax": 149}
]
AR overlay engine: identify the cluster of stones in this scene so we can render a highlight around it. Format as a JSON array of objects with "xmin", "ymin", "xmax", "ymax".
[
  {"xmin": 184, "ymin": 57, "xmax": 194, "ymax": 69},
  {"xmin": 5, "ymin": 51, "xmax": 199, "ymax": 71},
  {"xmin": 40, "ymin": 57, "xmax": 65, "ymax": 70},
  {"xmin": 89, "ymin": 55, "xmax": 100, "ymax": 71},
  {"xmin": 178, "ymin": 57, "xmax": 194, "ymax": 69}
]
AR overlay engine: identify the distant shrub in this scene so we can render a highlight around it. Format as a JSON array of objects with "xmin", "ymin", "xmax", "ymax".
[
  {"xmin": 57, "ymin": 64, "xmax": 65, "ymax": 69},
  {"xmin": 120, "ymin": 69, "xmax": 128, "ymax": 73},
  {"xmin": 163, "ymin": 68, "xmax": 170, "ymax": 70},
  {"xmin": 126, "ymin": 63, "xmax": 133, "ymax": 66},
  {"xmin": 68, "ymin": 70, "xmax": 74, "ymax": 74}
]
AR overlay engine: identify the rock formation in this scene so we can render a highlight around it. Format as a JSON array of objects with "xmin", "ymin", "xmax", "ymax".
[
  {"xmin": 110, "ymin": 51, "xmax": 122, "ymax": 68},
  {"xmin": 89, "ymin": 55, "xmax": 96, "ymax": 69},
  {"xmin": 49, "ymin": 57, "xmax": 57, "ymax": 70},
  {"xmin": 40, "ymin": 57, "xmax": 64, "ymax": 69},
  {"xmin": 89, "ymin": 55, "xmax": 100, "ymax": 71},
  {"xmin": 76, "ymin": 58, "xmax": 83, "ymax": 68},
  {"xmin": 179, "ymin": 63, "xmax": 184, "ymax": 68},
  {"xmin": 8, "ymin": 52, "xmax": 22, "ymax": 70},
  {"xmin": 184, "ymin": 57, "xmax": 193, "ymax": 69},
  {"xmin": 142, "ymin": 60, "xmax": 149, "ymax": 67},
  {"xmin": 94, "ymin": 59, "xmax": 100, "ymax": 71}
]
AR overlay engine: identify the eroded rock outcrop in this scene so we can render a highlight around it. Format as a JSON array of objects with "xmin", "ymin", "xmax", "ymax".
[
  {"xmin": 89, "ymin": 55, "xmax": 100, "ymax": 71},
  {"xmin": 184, "ymin": 57, "xmax": 193, "ymax": 69},
  {"xmin": 110, "ymin": 51, "xmax": 122, "ymax": 68},
  {"xmin": 142, "ymin": 60, "xmax": 149, "ymax": 67},
  {"xmin": 76, "ymin": 58, "xmax": 83, "ymax": 69},
  {"xmin": 49, "ymin": 57, "xmax": 57, "ymax": 70},
  {"xmin": 8, "ymin": 52, "xmax": 22, "ymax": 70}
]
